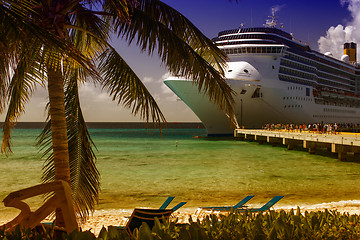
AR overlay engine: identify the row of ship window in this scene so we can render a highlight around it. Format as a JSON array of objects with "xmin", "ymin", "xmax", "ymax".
[
  {"xmin": 323, "ymin": 108, "xmax": 356, "ymax": 114},
  {"xmin": 288, "ymin": 86, "xmax": 304, "ymax": 90},
  {"xmin": 316, "ymin": 55, "xmax": 357, "ymax": 74},
  {"xmin": 281, "ymin": 65, "xmax": 354, "ymax": 88},
  {"xmin": 284, "ymin": 105, "xmax": 303, "ymax": 108},
  {"xmin": 286, "ymin": 52, "xmax": 357, "ymax": 76},
  {"xmin": 280, "ymin": 59, "xmax": 317, "ymax": 74},
  {"xmin": 222, "ymin": 46, "xmax": 284, "ymax": 55},
  {"xmin": 280, "ymin": 69, "xmax": 353, "ymax": 91},
  {"xmin": 279, "ymin": 73, "xmax": 315, "ymax": 86},
  {"xmin": 318, "ymin": 72, "xmax": 354, "ymax": 86},
  {"xmin": 217, "ymin": 40, "xmax": 277, "ymax": 46},
  {"xmin": 279, "ymin": 67, "xmax": 315, "ymax": 81},
  {"xmin": 317, "ymin": 79, "xmax": 353, "ymax": 91},
  {"xmin": 215, "ymin": 33, "xmax": 284, "ymax": 42},
  {"xmin": 285, "ymin": 53, "xmax": 313, "ymax": 66},
  {"xmin": 314, "ymin": 99, "xmax": 360, "ymax": 108},
  {"xmin": 318, "ymin": 66, "xmax": 356, "ymax": 80},
  {"xmin": 283, "ymin": 96, "xmax": 313, "ymax": 101},
  {"xmin": 313, "ymin": 115, "xmax": 360, "ymax": 119},
  {"xmin": 217, "ymin": 28, "xmax": 292, "ymax": 39}
]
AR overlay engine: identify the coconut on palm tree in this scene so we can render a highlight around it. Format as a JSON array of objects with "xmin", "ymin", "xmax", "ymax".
[{"xmin": 0, "ymin": 0, "xmax": 235, "ymax": 227}]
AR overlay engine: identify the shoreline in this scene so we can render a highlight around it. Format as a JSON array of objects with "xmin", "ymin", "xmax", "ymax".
[
  {"xmin": 0, "ymin": 122, "xmax": 205, "ymax": 129},
  {"xmin": 2, "ymin": 200, "xmax": 360, "ymax": 236},
  {"xmin": 79, "ymin": 201, "xmax": 360, "ymax": 235}
]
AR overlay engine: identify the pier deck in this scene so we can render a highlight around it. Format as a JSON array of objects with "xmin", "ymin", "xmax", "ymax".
[{"xmin": 234, "ymin": 129, "xmax": 360, "ymax": 161}]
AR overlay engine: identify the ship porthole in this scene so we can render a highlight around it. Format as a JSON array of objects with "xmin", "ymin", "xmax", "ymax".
[{"xmin": 244, "ymin": 69, "xmax": 249, "ymax": 73}]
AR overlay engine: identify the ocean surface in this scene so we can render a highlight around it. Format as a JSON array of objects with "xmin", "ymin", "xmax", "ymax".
[{"xmin": 1, "ymin": 125, "xmax": 360, "ymax": 215}]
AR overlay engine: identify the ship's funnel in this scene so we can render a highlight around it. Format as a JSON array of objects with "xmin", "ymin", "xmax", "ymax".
[{"xmin": 344, "ymin": 42, "xmax": 357, "ymax": 63}]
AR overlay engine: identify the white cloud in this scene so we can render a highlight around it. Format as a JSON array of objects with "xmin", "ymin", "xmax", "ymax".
[
  {"xmin": 144, "ymin": 72, "xmax": 171, "ymax": 83},
  {"xmin": 159, "ymin": 72, "xmax": 175, "ymax": 95},
  {"xmin": 318, "ymin": 0, "xmax": 360, "ymax": 60},
  {"xmin": 143, "ymin": 76, "xmax": 154, "ymax": 83},
  {"xmin": 161, "ymin": 83, "xmax": 176, "ymax": 95},
  {"xmin": 2, "ymin": 87, "xmax": 49, "ymax": 122},
  {"xmin": 79, "ymin": 82, "xmax": 109, "ymax": 103},
  {"xmin": 160, "ymin": 72, "xmax": 171, "ymax": 80},
  {"xmin": 152, "ymin": 93, "xmax": 161, "ymax": 101},
  {"xmin": 143, "ymin": 71, "xmax": 175, "ymax": 96}
]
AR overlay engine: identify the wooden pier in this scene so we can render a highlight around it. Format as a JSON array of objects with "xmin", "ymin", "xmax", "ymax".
[{"xmin": 234, "ymin": 129, "xmax": 360, "ymax": 161}]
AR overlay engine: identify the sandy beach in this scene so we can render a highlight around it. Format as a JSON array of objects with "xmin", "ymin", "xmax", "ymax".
[
  {"xmin": 79, "ymin": 202, "xmax": 360, "ymax": 235},
  {"xmin": 2, "ymin": 201, "xmax": 360, "ymax": 236},
  {"xmin": 80, "ymin": 202, "xmax": 360, "ymax": 235}
]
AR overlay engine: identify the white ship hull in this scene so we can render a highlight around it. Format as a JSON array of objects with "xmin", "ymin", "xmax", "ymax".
[
  {"xmin": 164, "ymin": 13, "xmax": 360, "ymax": 136},
  {"xmin": 165, "ymin": 53, "xmax": 360, "ymax": 136}
]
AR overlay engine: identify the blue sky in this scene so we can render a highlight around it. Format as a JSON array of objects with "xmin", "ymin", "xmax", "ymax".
[
  {"xmin": 0, "ymin": 0, "xmax": 356, "ymax": 122},
  {"xmin": 162, "ymin": 0, "xmax": 349, "ymax": 50}
]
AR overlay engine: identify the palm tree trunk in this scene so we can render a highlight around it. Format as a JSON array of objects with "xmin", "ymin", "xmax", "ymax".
[{"xmin": 47, "ymin": 69, "xmax": 71, "ymax": 227}]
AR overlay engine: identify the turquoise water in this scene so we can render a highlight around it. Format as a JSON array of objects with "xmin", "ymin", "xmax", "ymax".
[{"xmin": 1, "ymin": 128, "xmax": 360, "ymax": 212}]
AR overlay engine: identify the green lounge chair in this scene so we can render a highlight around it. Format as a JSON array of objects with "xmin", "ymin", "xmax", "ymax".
[
  {"xmin": 171, "ymin": 201, "xmax": 187, "ymax": 211},
  {"xmin": 159, "ymin": 196, "xmax": 175, "ymax": 210},
  {"xmin": 159, "ymin": 196, "xmax": 186, "ymax": 211},
  {"xmin": 199, "ymin": 195, "xmax": 255, "ymax": 211},
  {"xmin": 121, "ymin": 208, "xmax": 174, "ymax": 236},
  {"xmin": 116, "ymin": 197, "xmax": 186, "ymax": 236},
  {"xmin": 238, "ymin": 196, "xmax": 284, "ymax": 212}
]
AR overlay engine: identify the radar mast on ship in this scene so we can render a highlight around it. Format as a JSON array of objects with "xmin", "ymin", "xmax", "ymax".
[{"xmin": 264, "ymin": 8, "xmax": 278, "ymax": 28}]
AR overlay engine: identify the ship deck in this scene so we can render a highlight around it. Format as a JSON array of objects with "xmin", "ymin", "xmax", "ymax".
[{"xmin": 234, "ymin": 129, "xmax": 360, "ymax": 161}]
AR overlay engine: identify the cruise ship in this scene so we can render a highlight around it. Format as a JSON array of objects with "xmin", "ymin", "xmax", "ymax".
[{"xmin": 164, "ymin": 9, "xmax": 360, "ymax": 136}]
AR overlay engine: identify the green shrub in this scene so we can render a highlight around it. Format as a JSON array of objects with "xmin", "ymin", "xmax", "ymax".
[{"xmin": 2, "ymin": 208, "xmax": 360, "ymax": 239}]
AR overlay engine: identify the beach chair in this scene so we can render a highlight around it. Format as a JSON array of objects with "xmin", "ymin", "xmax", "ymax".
[
  {"xmin": 157, "ymin": 196, "xmax": 186, "ymax": 211},
  {"xmin": 116, "ymin": 197, "xmax": 186, "ymax": 236},
  {"xmin": 171, "ymin": 201, "xmax": 187, "ymax": 211},
  {"xmin": 238, "ymin": 196, "xmax": 284, "ymax": 212},
  {"xmin": 1, "ymin": 180, "xmax": 78, "ymax": 234},
  {"xmin": 159, "ymin": 196, "xmax": 175, "ymax": 210},
  {"xmin": 198, "ymin": 195, "xmax": 255, "ymax": 212},
  {"xmin": 121, "ymin": 208, "xmax": 174, "ymax": 236}
]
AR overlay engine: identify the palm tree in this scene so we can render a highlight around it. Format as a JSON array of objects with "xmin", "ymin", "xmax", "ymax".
[{"xmin": 0, "ymin": 0, "xmax": 235, "ymax": 226}]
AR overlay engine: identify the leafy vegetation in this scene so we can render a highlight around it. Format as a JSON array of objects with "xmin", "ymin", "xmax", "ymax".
[{"xmin": 2, "ymin": 208, "xmax": 360, "ymax": 239}]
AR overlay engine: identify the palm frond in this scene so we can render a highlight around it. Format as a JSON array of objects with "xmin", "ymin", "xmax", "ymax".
[
  {"xmin": 37, "ymin": 121, "xmax": 54, "ymax": 182},
  {"xmin": 102, "ymin": 0, "xmax": 136, "ymax": 26},
  {"xmin": 131, "ymin": 0, "xmax": 227, "ymax": 74},
  {"xmin": 115, "ymin": 0, "xmax": 235, "ymax": 121},
  {"xmin": 69, "ymin": 3, "xmax": 110, "ymax": 59},
  {"xmin": 1, "ymin": 0, "xmax": 100, "ymax": 79},
  {"xmin": 37, "ymin": 70, "xmax": 100, "ymax": 220},
  {"xmin": 1, "ymin": 43, "xmax": 44, "ymax": 154},
  {"xmin": 0, "ymin": 2, "xmax": 30, "ymax": 112},
  {"xmin": 98, "ymin": 47, "xmax": 166, "ymax": 125},
  {"xmin": 64, "ymin": 71, "xmax": 100, "ymax": 220}
]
